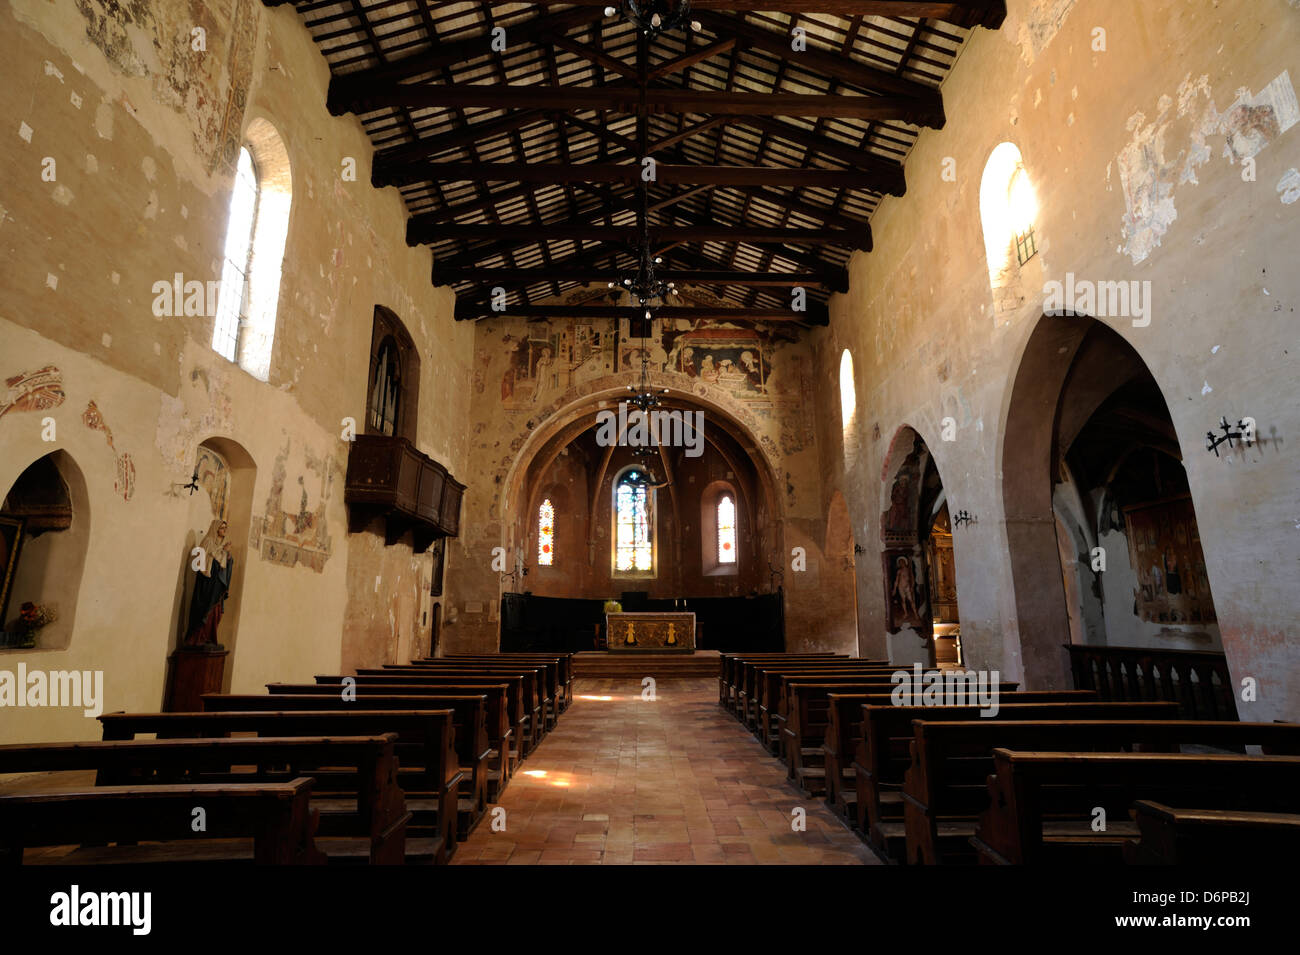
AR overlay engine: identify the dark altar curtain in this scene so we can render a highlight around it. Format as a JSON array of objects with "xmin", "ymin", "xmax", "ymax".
[{"xmin": 184, "ymin": 555, "xmax": 233, "ymax": 648}]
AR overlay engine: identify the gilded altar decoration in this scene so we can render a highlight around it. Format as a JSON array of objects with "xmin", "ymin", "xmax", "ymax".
[{"xmin": 605, "ymin": 612, "xmax": 696, "ymax": 651}]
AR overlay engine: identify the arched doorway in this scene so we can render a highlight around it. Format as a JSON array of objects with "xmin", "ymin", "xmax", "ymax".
[
  {"xmin": 1002, "ymin": 315, "xmax": 1221, "ymax": 689},
  {"xmin": 880, "ymin": 427, "xmax": 961, "ymax": 667}
]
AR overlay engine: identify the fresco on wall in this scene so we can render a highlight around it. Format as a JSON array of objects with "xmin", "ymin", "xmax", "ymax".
[
  {"xmin": 249, "ymin": 439, "xmax": 336, "ymax": 573},
  {"xmin": 1123, "ymin": 497, "xmax": 1217, "ymax": 625},
  {"xmin": 82, "ymin": 399, "xmax": 135, "ymax": 502},
  {"xmin": 1, "ymin": 365, "xmax": 64, "ymax": 419},
  {"xmin": 194, "ymin": 445, "xmax": 231, "ymax": 521},
  {"xmin": 71, "ymin": 0, "xmax": 261, "ymax": 174}
]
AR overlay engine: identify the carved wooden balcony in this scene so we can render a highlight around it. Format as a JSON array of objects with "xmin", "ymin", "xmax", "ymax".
[{"xmin": 344, "ymin": 434, "xmax": 464, "ymax": 553}]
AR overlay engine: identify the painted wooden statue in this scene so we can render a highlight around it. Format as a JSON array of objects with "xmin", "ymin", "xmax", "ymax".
[{"xmin": 184, "ymin": 519, "xmax": 233, "ymax": 649}]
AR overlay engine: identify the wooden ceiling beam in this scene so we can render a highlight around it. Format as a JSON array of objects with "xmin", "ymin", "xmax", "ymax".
[
  {"xmin": 432, "ymin": 267, "xmax": 839, "ymax": 289},
  {"xmin": 532, "ymin": 1, "xmax": 1005, "ymax": 29},
  {"xmin": 324, "ymin": 5, "xmax": 609, "ymax": 114},
  {"xmin": 400, "ymin": 162, "xmax": 891, "ymax": 189},
  {"xmin": 452, "ymin": 303, "xmax": 829, "ymax": 325},
  {"xmin": 343, "ymin": 84, "xmax": 946, "ymax": 122},
  {"xmin": 726, "ymin": 115, "xmax": 906, "ymax": 194},
  {"xmin": 694, "ymin": 11, "xmax": 943, "ymax": 115},
  {"xmin": 646, "ymin": 38, "xmax": 738, "ymax": 81},
  {"xmin": 412, "ymin": 222, "xmax": 868, "ymax": 250}
]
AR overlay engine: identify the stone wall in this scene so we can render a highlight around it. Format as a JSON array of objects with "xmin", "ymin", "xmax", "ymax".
[
  {"xmin": 813, "ymin": 0, "xmax": 1300, "ymax": 720},
  {"xmin": 0, "ymin": 1, "xmax": 473, "ymax": 743}
]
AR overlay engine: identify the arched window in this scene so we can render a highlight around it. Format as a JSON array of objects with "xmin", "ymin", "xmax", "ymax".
[
  {"xmin": 212, "ymin": 147, "xmax": 259, "ymax": 364},
  {"xmin": 979, "ymin": 142, "xmax": 1038, "ymax": 310},
  {"xmin": 369, "ymin": 338, "xmax": 401, "ymax": 436},
  {"xmin": 716, "ymin": 493, "xmax": 736, "ymax": 564},
  {"xmin": 212, "ymin": 120, "xmax": 291, "ymax": 381},
  {"xmin": 537, "ymin": 499, "xmax": 555, "ymax": 566},
  {"xmin": 839, "ymin": 349, "xmax": 856, "ymax": 431},
  {"xmin": 366, "ymin": 307, "xmax": 419, "ymax": 441},
  {"xmin": 614, "ymin": 470, "xmax": 653, "ymax": 574}
]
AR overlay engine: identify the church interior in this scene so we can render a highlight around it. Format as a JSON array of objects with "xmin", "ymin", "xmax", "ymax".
[{"xmin": 1, "ymin": 0, "xmax": 1298, "ymax": 894}]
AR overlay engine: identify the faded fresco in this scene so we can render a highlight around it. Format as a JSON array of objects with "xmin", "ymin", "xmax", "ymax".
[
  {"xmin": 249, "ymin": 438, "xmax": 337, "ymax": 572},
  {"xmin": 69, "ymin": 0, "xmax": 261, "ymax": 174},
  {"xmin": 1, "ymin": 365, "xmax": 65, "ymax": 419},
  {"xmin": 478, "ymin": 288, "xmax": 817, "ymax": 475},
  {"xmin": 1118, "ymin": 70, "xmax": 1299, "ymax": 264},
  {"xmin": 82, "ymin": 399, "xmax": 135, "ymax": 501}
]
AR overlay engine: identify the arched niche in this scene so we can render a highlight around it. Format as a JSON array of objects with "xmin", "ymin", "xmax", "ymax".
[
  {"xmin": 0, "ymin": 450, "xmax": 90, "ymax": 651},
  {"xmin": 880, "ymin": 426, "xmax": 959, "ymax": 667},
  {"xmin": 166, "ymin": 437, "xmax": 256, "ymax": 704},
  {"xmin": 699, "ymin": 478, "xmax": 741, "ymax": 577}
]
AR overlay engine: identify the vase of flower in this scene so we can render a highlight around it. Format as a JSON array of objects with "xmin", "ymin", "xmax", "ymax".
[
  {"xmin": 3, "ymin": 602, "xmax": 57, "ymax": 650},
  {"xmin": 602, "ymin": 599, "xmax": 622, "ymax": 615}
]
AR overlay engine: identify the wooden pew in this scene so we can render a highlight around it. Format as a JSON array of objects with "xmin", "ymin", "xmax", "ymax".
[
  {"xmin": 758, "ymin": 665, "xmax": 898, "ymax": 746},
  {"xmin": 0, "ymin": 735, "xmax": 412, "ymax": 865},
  {"xmin": 783, "ymin": 679, "xmax": 1020, "ymax": 788},
  {"xmin": 854, "ymin": 701, "xmax": 1180, "ymax": 859},
  {"xmin": 749, "ymin": 663, "xmax": 893, "ymax": 740},
  {"xmin": 364, "ymin": 665, "xmax": 549, "ymax": 751},
  {"xmin": 100, "ymin": 709, "xmax": 462, "ymax": 860},
  {"xmin": 1125, "ymin": 801, "xmax": 1300, "ymax": 865},
  {"xmin": 823, "ymin": 690, "xmax": 1096, "ymax": 824},
  {"xmin": 718, "ymin": 653, "xmax": 842, "ymax": 712},
  {"xmin": 904, "ymin": 719, "xmax": 1300, "ymax": 865},
  {"xmin": 723, "ymin": 653, "xmax": 847, "ymax": 718},
  {"xmin": 202, "ymin": 694, "xmax": 490, "ymax": 841},
  {"xmin": 971, "ymin": 750, "xmax": 1300, "ymax": 865},
  {"xmin": 734, "ymin": 656, "xmax": 858, "ymax": 725},
  {"xmin": 435, "ymin": 654, "xmax": 570, "ymax": 723},
  {"xmin": 442, "ymin": 653, "xmax": 573, "ymax": 717},
  {"xmin": 0, "ymin": 778, "xmax": 326, "ymax": 865},
  {"xmin": 270, "ymin": 681, "xmax": 514, "ymax": 802}
]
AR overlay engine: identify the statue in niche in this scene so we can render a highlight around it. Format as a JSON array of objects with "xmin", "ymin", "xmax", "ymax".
[{"xmin": 184, "ymin": 519, "xmax": 233, "ymax": 650}]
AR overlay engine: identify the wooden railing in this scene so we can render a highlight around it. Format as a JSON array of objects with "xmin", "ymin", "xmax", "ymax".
[{"xmin": 1066, "ymin": 644, "xmax": 1239, "ymax": 721}]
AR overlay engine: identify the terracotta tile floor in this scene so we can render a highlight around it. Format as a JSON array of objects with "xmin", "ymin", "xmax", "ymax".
[{"xmin": 451, "ymin": 678, "xmax": 881, "ymax": 865}]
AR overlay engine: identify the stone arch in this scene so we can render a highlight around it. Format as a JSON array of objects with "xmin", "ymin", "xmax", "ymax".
[{"xmin": 1000, "ymin": 313, "xmax": 1219, "ymax": 688}]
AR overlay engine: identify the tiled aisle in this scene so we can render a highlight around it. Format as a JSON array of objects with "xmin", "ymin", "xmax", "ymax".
[{"xmin": 451, "ymin": 677, "xmax": 881, "ymax": 865}]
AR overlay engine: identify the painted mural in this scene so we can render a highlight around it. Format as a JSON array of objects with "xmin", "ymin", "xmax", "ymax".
[
  {"xmin": 70, "ymin": 0, "xmax": 261, "ymax": 174},
  {"xmin": 249, "ymin": 438, "xmax": 336, "ymax": 573},
  {"xmin": 484, "ymin": 289, "xmax": 814, "ymax": 457},
  {"xmin": 0, "ymin": 365, "xmax": 64, "ymax": 419},
  {"xmin": 1123, "ymin": 497, "xmax": 1217, "ymax": 625},
  {"xmin": 193, "ymin": 445, "xmax": 231, "ymax": 521},
  {"xmin": 82, "ymin": 399, "xmax": 135, "ymax": 501}
]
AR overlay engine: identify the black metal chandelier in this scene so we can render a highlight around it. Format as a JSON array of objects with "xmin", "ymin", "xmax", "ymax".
[{"xmin": 604, "ymin": 1, "xmax": 701, "ymax": 38}]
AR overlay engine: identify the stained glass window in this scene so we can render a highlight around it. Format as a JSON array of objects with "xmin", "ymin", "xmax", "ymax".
[
  {"xmin": 213, "ymin": 147, "xmax": 260, "ymax": 363},
  {"xmin": 615, "ymin": 472, "xmax": 653, "ymax": 573},
  {"xmin": 717, "ymin": 494, "xmax": 737, "ymax": 564},
  {"xmin": 538, "ymin": 499, "xmax": 555, "ymax": 566}
]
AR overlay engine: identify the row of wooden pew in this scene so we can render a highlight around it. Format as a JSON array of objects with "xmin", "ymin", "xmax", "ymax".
[
  {"xmin": 0, "ymin": 652, "xmax": 573, "ymax": 865},
  {"xmin": 719, "ymin": 652, "xmax": 1300, "ymax": 864}
]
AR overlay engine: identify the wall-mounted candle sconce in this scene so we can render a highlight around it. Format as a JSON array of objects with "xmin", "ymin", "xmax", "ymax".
[
  {"xmin": 953, "ymin": 510, "xmax": 977, "ymax": 529},
  {"xmin": 1205, "ymin": 416, "xmax": 1255, "ymax": 457}
]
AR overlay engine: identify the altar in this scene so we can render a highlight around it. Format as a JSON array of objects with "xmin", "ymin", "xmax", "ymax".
[{"xmin": 605, "ymin": 612, "xmax": 696, "ymax": 653}]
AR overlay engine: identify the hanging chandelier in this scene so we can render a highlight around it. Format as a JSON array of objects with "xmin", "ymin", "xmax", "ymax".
[{"xmin": 604, "ymin": 1, "xmax": 702, "ymax": 38}]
